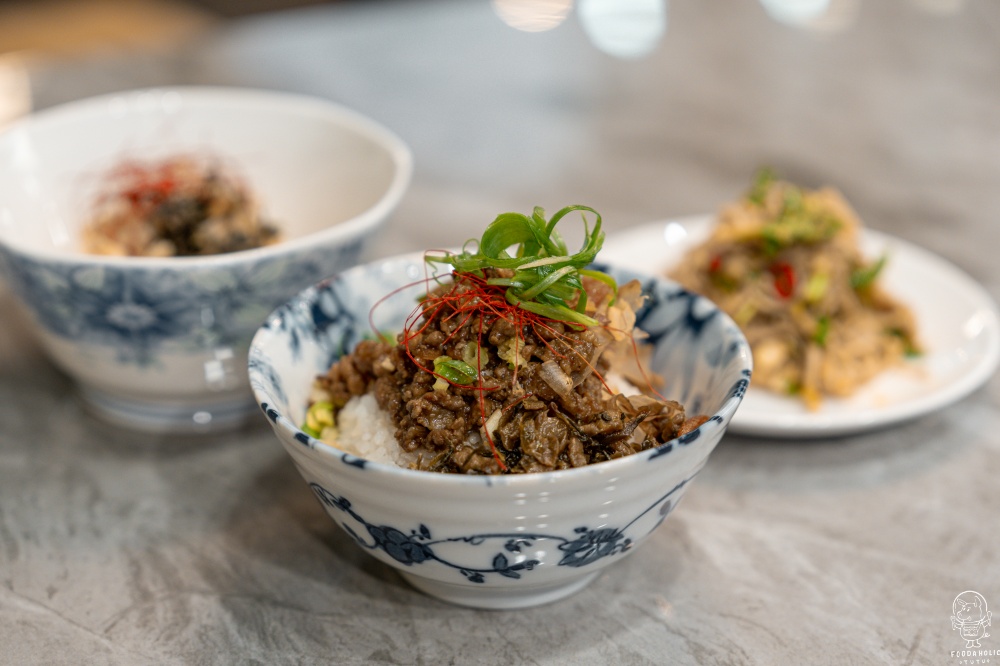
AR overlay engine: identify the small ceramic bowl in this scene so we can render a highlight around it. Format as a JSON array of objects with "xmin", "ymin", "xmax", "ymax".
[
  {"xmin": 0, "ymin": 87, "xmax": 411, "ymax": 433},
  {"xmin": 249, "ymin": 254, "xmax": 752, "ymax": 609}
]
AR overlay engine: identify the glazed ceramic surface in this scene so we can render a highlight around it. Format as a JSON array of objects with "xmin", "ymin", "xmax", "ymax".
[
  {"xmin": 0, "ymin": 87, "xmax": 412, "ymax": 432},
  {"xmin": 248, "ymin": 254, "xmax": 752, "ymax": 609}
]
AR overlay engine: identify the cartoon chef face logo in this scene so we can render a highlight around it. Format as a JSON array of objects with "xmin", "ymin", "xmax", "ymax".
[{"xmin": 951, "ymin": 591, "xmax": 992, "ymax": 648}]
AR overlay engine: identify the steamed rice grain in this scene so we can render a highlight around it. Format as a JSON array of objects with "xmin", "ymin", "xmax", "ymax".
[{"xmin": 321, "ymin": 393, "xmax": 416, "ymax": 467}]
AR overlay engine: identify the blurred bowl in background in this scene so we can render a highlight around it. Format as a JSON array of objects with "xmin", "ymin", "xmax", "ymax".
[
  {"xmin": 248, "ymin": 255, "xmax": 752, "ymax": 609},
  {"xmin": 0, "ymin": 86, "xmax": 412, "ymax": 433}
]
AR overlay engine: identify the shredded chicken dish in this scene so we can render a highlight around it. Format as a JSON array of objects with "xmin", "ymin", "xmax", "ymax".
[{"xmin": 671, "ymin": 169, "xmax": 920, "ymax": 409}]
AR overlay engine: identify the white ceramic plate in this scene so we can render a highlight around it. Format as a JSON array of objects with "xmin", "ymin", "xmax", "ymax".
[{"xmin": 601, "ymin": 216, "xmax": 1000, "ymax": 438}]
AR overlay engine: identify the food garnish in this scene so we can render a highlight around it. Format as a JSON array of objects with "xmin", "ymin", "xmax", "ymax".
[
  {"xmin": 308, "ymin": 206, "xmax": 707, "ymax": 474},
  {"xmin": 425, "ymin": 205, "xmax": 613, "ymax": 327}
]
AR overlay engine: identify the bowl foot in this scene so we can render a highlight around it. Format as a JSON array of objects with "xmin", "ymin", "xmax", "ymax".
[
  {"xmin": 79, "ymin": 386, "xmax": 257, "ymax": 434},
  {"xmin": 399, "ymin": 570, "xmax": 601, "ymax": 610}
]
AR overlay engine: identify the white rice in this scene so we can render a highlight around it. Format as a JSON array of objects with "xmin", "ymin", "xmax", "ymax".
[{"xmin": 322, "ymin": 393, "xmax": 416, "ymax": 467}]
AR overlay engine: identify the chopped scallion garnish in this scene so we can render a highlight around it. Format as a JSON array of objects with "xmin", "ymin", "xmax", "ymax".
[
  {"xmin": 851, "ymin": 255, "xmax": 887, "ymax": 289},
  {"xmin": 813, "ymin": 316, "xmax": 830, "ymax": 347},
  {"xmin": 433, "ymin": 356, "xmax": 478, "ymax": 385},
  {"xmin": 303, "ymin": 401, "xmax": 335, "ymax": 438},
  {"xmin": 803, "ymin": 272, "xmax": 829, "ymax": 303},
  {"xmin": 748, "ymin": 167, "xmax": 777, "ymax": 206},
  {"xmin": 427, "ymin": 205, "xmax": 616, "ymax": 326}
]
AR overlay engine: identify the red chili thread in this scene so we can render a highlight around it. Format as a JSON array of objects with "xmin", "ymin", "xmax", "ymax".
[{"xmin": 369, "ymin": 270, "xmax": 655, "ymax": 472}]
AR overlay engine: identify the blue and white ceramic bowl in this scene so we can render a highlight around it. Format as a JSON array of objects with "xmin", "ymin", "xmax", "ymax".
[
  {"xmin": 0, "ymin": 87, "xmax": 412, "ymax": 433},
  {"xmin": 249, "ymin": 254, "xmax": 752, "ymax": 609}
]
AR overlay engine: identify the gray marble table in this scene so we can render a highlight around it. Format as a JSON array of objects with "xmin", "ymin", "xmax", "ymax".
[{"xmin": 2, "ymin": 1, "xmax": 998, "ymax": 663}]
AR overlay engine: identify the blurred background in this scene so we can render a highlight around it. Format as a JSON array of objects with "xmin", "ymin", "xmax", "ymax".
[
  {"xmin": 0, "ymin": 0, "xmax": 975, "ymax": 127},
  {"xmin": 0, "ymin": 0, "xmax": 328, "ymax": 126},
  {"xmin": 0, "ymin": 0, "xmax": 993, "ymax": 267}
]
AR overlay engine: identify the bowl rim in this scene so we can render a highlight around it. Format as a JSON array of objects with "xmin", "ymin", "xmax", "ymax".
[
  {"xmin": 250, "ymin": 255, "xmax": 754, "ymax": 488},
  {"xmin": 0, "ymin": 85, "xmax": 413, "ymax": 267}
]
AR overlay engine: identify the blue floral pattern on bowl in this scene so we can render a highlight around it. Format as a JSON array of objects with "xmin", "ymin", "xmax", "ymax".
[
  {"xmin": 309, "ymin": 475, "xmax": 692, "ymax": 584},
  {"xmin": 2, "ymin": 239, "xmax": 361, "ymax": 365}
]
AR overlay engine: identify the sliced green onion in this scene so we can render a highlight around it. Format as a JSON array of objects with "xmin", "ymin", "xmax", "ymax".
[
  {"xmin": 748, "ymin": 167, "xmax": 777, "ymax": 206},
  {"xmin": 783, "ymin": 187, "xmax": 804, "ymax": 214},
  {"xmin": 506, "ymin": 291, "xmax": 599, "ymax": 327},
  {"xmin": 433, "ymin": 356, "xmax": 478, "ymax": 385},
  {"xmin": 427, "ymin": 205, "xmax": 615, "ymax": 325},
  {"xmin": 803, "ymin": 272, "xmax": 829, "ymax": 303},
  {"xmin": 519, "ymin": 255, "xmax": 572, "ymax": 270},
  {"xmin": 761, "ymin": 226, "xmax": 782, "ymax": 256},
  {"xmin": 813, "ymin": 316, "xmax": 830, "ymax": 347},
  {"xmin": 851, "ymin": 255, "xmax": 887, "ymax": 289},
  {"xmin": 888, "ymin": 328, "xmax": 921, "ymax": 357},
  {"xmin": 303, "ymin": 401, "xmax": 335, "ymax": 438},
  {"xmin": 749, "ymin": 168, "xmax": 843, "ymax": 253},
  {"xmin": 485, "ymin": 277, "xmax": 527, "ymax": 289},
  {"xmin": 461, "ymin": 341, "xmax": 489, "ymax": 369},
  {"xmin": 519, "ymin": 265, "xmax": 575, "ymax": 301}
]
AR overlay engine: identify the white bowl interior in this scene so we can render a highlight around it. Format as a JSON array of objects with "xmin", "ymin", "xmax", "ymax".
[{"xmin": 0, "ymin": 87, "xmax": 407, "ymax": 255}]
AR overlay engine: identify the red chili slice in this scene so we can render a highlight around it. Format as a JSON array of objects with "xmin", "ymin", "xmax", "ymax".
[
  {"xmin": 769, "ymin": 262, "xmax": 795, "ymax": 298},
  {"xmin": 152, "ymin": 176, "xmax": 176, "ymax": 197},
  {"xmin": 708, "ymin": 255, "xmax": 723, "ymax": 273}
]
